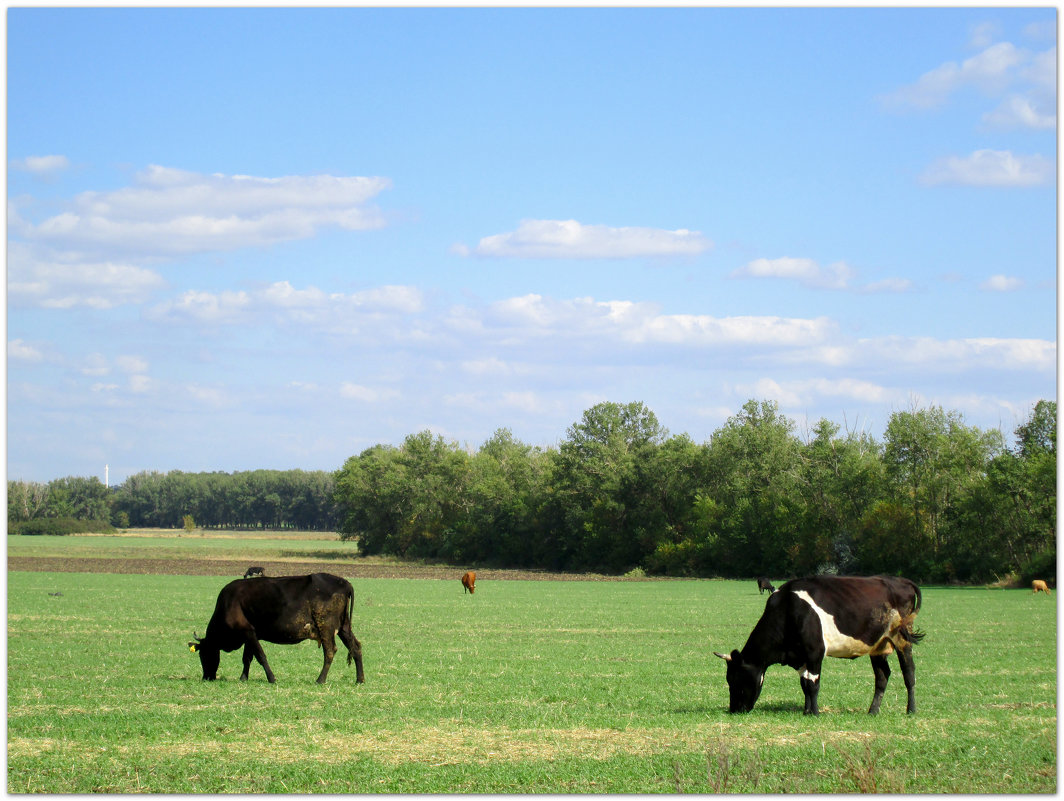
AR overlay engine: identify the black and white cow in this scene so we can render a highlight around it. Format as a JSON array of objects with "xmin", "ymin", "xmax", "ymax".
[
  {"xmin": 715, "ymin": 575, "xmax": 924, "ymax": 716},
  {"xmin": 189, "ymin": 573, "xmax": 364, "ymax": 684}
]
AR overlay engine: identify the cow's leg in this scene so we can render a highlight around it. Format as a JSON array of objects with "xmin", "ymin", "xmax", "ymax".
[
  {"xmin": 316, "ymin": 632, "xmax": 337, "ymax": 684},
  {"xmin": 245, "ymin": 634, "xmax": 276, "ymax": 683},
  {"xmin": 240, "ymin": 643, "xmax": 255, "ymax": 681},
  {"xmin": 799, "ymin": 660, "xmax": 822, "ymax": 715},
  {"xmin": 339, "ymin": 627, "xmax": 366, "ymax": 684},
  {"xmin": 896, "ymin": 644, "xmax": 917, "ymax": 714},
  {"xmin": 867, "ymin": 654, "xmax": 891, "ymax": 714}
]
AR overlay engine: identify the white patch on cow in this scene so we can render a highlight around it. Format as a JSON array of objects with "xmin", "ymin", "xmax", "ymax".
[
  {"xmin": 793, "ymin": 589, "xmax": 899, "ymax": 658},
  {"xmin": 801, "ymin": 668, "xmax": 820, "ymax": 682}
]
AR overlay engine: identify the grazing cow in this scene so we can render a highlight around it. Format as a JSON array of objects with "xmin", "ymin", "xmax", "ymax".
[
  {"xmin": 756, "ymin": 577, "xmax": 775, "ymax": 594},
  {"xmin": 715, "ymin": 575, "xmax": 924, "ymax": 716},
  {"xmin": 243, "ymin": 566, "xmax": 266, "ymax": 579},
  {"xmin": 189, "ymin": 573, "xmax": 365, "ymax": 684},
  {"xmin": 461, "ymin": 571, "xmax": 476, "ymax": 594},
  {"xmin": 1032, "ymin": 579, "xmax": 1051, "ymax": 594}
]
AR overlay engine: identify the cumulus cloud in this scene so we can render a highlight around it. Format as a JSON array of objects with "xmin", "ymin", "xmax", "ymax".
[
  {"xmin": 8, "ymin": 339, "xmax": 44, "ymax": 362},
  {"xmin": 919, "ymin": 149, "xmax": 1053, "ymax": 187},
  {"xmin": 149, "ymin": 281, "xmax": 424, "ymax": 329},
  {"xmin": 339, "ymin": 383, "xmax": 400, "ymax": 403},
  {"xmin": 11, "ymin": 154, "xmax": 70, "ymax": 175},
  {"xmin": 457, "ymin": 219, "xmax": 711, "ymax": 259},
  {"xmin": 980, "ymin": 274, "xmax": 1025, "ymax": 292},
  {"xmin": 882, "ymin": 41, "xmax": 1030, "ymax": 110},
  {"xmin": 13, "ymin": 165, "xmax": 392, "ymax": 259},
  {"xmin": 732, "ymin": 257, "xmax": 911, "ymax": 293},
  {"xmin": 881, "ymin": 37, "xmax": 1056, "ymax": 134},
  {"xmin": 474, "ymin": 293, "xmax": 835, "ymax": 349},
  {"xmin": 7, "ymin": 242, "xmax": 168, "ymax": 309}
]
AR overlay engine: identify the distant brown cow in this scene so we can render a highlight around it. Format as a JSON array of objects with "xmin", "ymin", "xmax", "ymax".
[
  {"xmin": 461, "ymin": 571, "xmax": 476, "ymax": 594},
  {"xmin": 1032, "ymin": 579, "xmax": 1051, "ymax": 594}
]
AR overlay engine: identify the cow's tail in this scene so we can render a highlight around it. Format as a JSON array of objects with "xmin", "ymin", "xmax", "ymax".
[
  {"xmin": 345, "ymin": 584, "xmax": 355, "ymax": 667},
  {"xmin": 900, "ymin": 581, "xmax": 925, "ymax": 645}
]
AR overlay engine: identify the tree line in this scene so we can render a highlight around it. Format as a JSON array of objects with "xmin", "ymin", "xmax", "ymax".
[
  {"xmin": 7, "ymin": 398, "xmax": 1055, "ymax": 584},
  {"xmin": 333, "ymin": 399, "xmax": 1056, "ymax": 584},
  {"xmin": 8, "ymin": 469, "xmax": 339, "ymax": 532}
]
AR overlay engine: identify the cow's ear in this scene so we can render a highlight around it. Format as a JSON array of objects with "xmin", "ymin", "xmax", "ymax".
[{"xmin": 713, "ymin": 651, "xmax": 732, "ymax": 662}]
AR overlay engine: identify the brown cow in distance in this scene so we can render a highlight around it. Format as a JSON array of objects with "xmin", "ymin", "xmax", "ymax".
[
  {"xmin": 1031, "ymin": 579, "xmax": 1051, "ymax": 594},
  {"xmin": 461, "ymin": 571, "xmax": 476, "ymax": 594}
]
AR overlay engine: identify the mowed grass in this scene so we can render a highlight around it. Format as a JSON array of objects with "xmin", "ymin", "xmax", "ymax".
[{"xmin": 8, "ymin": 556, "xmax": 1057, "ymax": 792}]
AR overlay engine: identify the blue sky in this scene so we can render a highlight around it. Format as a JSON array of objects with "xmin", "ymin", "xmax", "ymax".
[{"xmin": 7, "ymin": 7, "xmax": 1057, "ymax": 485}]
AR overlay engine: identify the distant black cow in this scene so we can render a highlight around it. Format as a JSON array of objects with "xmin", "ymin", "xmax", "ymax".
[
  {"xmin": 756, "ymin": 577, "xmax": 775, "ymax": 594},
  {"xmin": 189, "ymin": 573, "xmax": 365, "ymax": 684},
  {"xmin": 243, "ymin": 566, "xmax": 266, "ymax": 579},
  {"xmin": 715, "ymin": 575, "xmax": 924, "ymax": 716}
]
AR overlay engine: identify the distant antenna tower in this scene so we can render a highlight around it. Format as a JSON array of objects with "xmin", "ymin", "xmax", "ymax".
[{"xmin": 105, "ymin": 464, "xmax": 109, "ymax": 489}]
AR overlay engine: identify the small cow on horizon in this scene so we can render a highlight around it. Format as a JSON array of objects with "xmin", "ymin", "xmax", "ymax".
[
  {"xmin": 461, "ymin": 571, "xmax": 476, "ymax": 594},
  {"xmin": 243, "ymin": 566, "xmax": 266, "ymax": 579},
  {"xmin": 1032, "ymin": 579, "xmax": 1051, "ymax": 594},
  {"xmin": 756, "ymin": 577, "xmax": 775, "ymax": 594}
]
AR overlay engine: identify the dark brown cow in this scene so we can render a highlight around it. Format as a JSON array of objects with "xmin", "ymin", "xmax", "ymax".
[
  {"xmin": 756, "ymin": 576, "xmax": 775, "ymax": 594},
  {"xmin": 715, "ymin": 575, "xmax": 924, "ymax": 716},
  {"xmin": 461, "ymin": 571, "xmax": 476, "ymax": 594},
  {"xmin": 189, "ymin": 573, "xmax": 364, "ymax": 684}
]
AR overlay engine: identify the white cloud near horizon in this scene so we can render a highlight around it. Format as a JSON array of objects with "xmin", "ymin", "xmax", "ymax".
[
  {"xmin": 919, "ymin": 149, "xmax": 1053, "ymax": 187},
  {"xmin": 456, "ymin": 219, "xmax": 712, "ymax": 259},
  {"xmin": 12, "ymin": 165, "xmax": 393, "ymax": 259}
]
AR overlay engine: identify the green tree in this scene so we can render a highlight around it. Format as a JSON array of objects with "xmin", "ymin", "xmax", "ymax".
[
  {"xmin": 703, "ymin": 400, "xmax": 805, "ymax": 577},
  {"xmin": 876, "ymin": 403, "xmax": 1002, "ymax": 580},
  {"xmin": 550, "ymin": 401, "xmax": 667, "ymax": 572}
]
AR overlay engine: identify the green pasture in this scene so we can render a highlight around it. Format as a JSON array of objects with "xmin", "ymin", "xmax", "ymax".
[
  {"xmin": 7, "ymin": 550, "xmax": 1057, "ymax": 792},
  {"xmin": 6, "ymin": 529, "xmax": 361, "ymax": 564}
]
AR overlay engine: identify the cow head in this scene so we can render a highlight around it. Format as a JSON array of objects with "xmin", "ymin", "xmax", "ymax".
[
  {"xmin": 714, "ymin": 650, "xmax": 765, "ymax": 713},
  {"xmin": 188, "ymin": 632, "xmax": 220, "ymax": 680}
]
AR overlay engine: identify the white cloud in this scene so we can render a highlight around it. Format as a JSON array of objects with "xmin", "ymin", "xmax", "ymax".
[
  {"xmin": 8, "ymin": 242, "xmax": 168, "ymax": 309},
  {"xmin": 149, "ymin": 281, "xmax": 424, "ymax": 330},
  {"xmin": 479, "ymin": 293, "xmax": 834, "ymax": 348},
  {"xmin": 733, "ymin": 257, "xmax": 855, "ymax": 290},
  {"xmin": 11, "ymin": 154, "xmax": 70, "ymax": 175},
  {"xmin": 459, "ymin": 219, "xmax": 711, "ymax": 259},
  {"xmin": 129, "ymin": 375, "xmax": 153, "ymax": 394},
  {"xmin": 980, "ymin": 274, "xmax": 1025, "ymax": 292},
  {"xmin": 13, "ymin": 165, "xmax": 392, "ymax": 259},
  {"xmin": 115, "ymin": 355, "xmax": 149, "ymax": 373},
  {"xmin": 919, "ymin": 150, "xmax": 1053, "ymax": 187},
  {"xmin": 881, "ymin": 39, "xmax": 1056, "ymax": 133},
  {"xmin": 339, "ymin": 383, "xmax": 400, "ymax": 403},
  {"xmin": 733, "ymin": 377, "xmax": 891, "ymax": 408},
  {"xmin": 882, "ymin": 41, "xmax": 1028, "ymax": 109},
  {"xmin": 8, "ymin": 339, "xmax": 44, "ymax": 362},
  {"xmin": 732, "ymin": 257, "xmax": 910, "ymax": 294},
  {"xmin": 983, "ymin": 95, "xmax": 1056, "ymax": 130}
]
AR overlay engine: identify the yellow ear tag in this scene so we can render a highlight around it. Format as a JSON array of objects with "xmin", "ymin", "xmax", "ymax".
[{"xmin": 189, "ymin": 645, "xmax": 196, "ymax": 653}]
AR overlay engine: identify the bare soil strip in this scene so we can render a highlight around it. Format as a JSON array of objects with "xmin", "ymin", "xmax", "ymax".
[{"xmin": 7, "ymin": 556, "xmax": 626, "ymax": 582}]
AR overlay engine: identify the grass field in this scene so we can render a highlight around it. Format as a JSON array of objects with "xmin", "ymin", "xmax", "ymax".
[{"xmin": 7, "ymin": 532, "xmax": 1058, "ymax": 793}]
